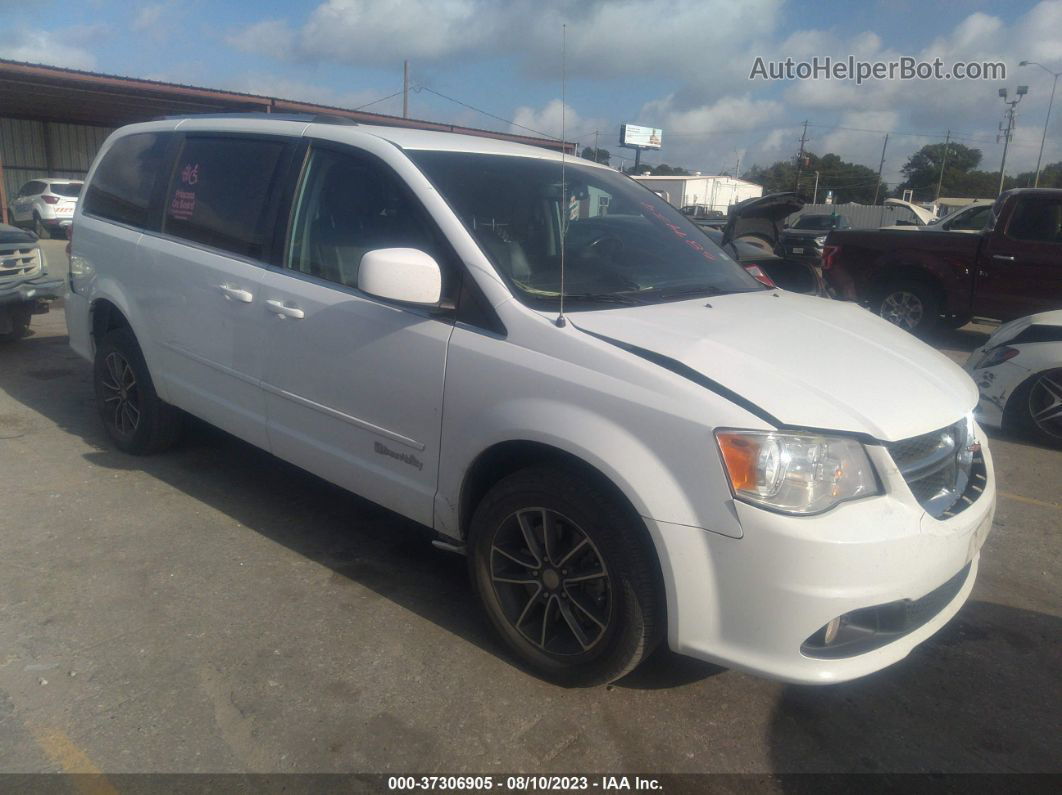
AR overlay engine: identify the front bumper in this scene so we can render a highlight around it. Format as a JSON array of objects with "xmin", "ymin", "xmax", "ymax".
[
  {"xmin": 0, "ymin": 274, "xmax": 65, "ymax": 307},
  {"xmin": 650, "ymin": 438, "xmax": 995, "ymax": 684}
]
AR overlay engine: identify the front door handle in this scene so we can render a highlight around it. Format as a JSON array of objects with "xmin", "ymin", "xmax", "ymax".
[
  {"xmin": 219, "ymin": 284, "xmax": 254, "ymax": 303},
  {"xmin": 992, "ymin": 254, "xmax": 1016, "ymax": 261},
  {"xmin": 265, "ymin": 299, "xmax": 305, "ymax": 319}
]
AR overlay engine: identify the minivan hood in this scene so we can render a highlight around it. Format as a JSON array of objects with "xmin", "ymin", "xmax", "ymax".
[
  {"xmin": 569, "ymin": 291, "xmax": 976, "ymax": 442},
  {"xmin": 884, "ymin": 198, "xmax": 935, "ymax": 225}
]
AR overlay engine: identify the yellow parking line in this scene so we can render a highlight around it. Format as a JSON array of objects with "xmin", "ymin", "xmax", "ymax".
[
  {"xmin": 998, "ymin": 491, "xmax": 1062, "ymax": 511},
  {"xmin": 31, "ymin": 727, "xmax": 118, "ymax": 794}
]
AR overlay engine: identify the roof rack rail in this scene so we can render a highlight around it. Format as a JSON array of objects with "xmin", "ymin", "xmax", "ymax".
[{"xmin": 160, "ymin": 112, "xmax": 360, "ymax": 125}]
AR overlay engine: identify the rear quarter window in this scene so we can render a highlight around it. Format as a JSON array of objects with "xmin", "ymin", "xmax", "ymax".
[
  {"xmin": 162, "ymin": 136, "xmax": 288, "ymax": 260},
  {"xmin": 83, "ymin": 133, "xmax": 173, "ymax": 229}
]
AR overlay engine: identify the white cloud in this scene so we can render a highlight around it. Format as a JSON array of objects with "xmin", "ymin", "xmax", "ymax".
[
  {"xmin": 132, "ymin": 4, "xmax": 166, "ymax": 32},
  {"xmin": 226, "ymin": 0, "xmax": 784, "ymax": 80},
  {"xmin": 510, "ymin": 99, "xmax": 608, "ymax": 141},
  {"xmin": 0, "ymin": 27, "xmax": 102, "ymax": 70}
]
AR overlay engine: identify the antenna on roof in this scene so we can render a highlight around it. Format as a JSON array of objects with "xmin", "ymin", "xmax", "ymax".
[{"xmin": 555, "ymin": 24, "xmax": 568, "ymax": 328}]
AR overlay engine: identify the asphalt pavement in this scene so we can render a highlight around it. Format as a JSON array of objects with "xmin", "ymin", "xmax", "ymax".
[{"xmin": 0, "ymin": 240, "xmax": 1059, "ymax": 775}]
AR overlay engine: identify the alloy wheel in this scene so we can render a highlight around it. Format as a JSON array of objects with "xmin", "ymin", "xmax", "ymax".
[
  {"xmin": 100, "ymin": 351, "xmax": 141, "ymax": 436},
  {"xmin": 880, "ymin": 290, "xmax": 924, "ymax": 330},
  {"xmin": 489, "ymin": 508, "xmax": 612, "ymax": 656},
  {"xmin": 1029, "ymin": 369, "xmax": 1062, "ymax": 441}
]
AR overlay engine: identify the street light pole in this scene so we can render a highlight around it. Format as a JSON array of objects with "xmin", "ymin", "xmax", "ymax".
[
  {"xmin": 1020, "ymin": 60, "xmax": 1061, "ymax": 187},
  {"xmin": 997, "ymin": 85, "xmax": 1028, "ymax": 196}
]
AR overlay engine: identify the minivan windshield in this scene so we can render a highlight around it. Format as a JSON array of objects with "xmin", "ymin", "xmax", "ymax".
[{"xmin": 408, "ymin": 151, "xmax": 762, "ymax": 308}]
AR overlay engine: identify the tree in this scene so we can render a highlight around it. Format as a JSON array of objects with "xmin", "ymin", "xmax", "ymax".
[
  {"xmin": 1014, "ymin": 161, "xmax": 1062, "ymax": 189},
  {"xmin": 896, "ymin": 142, "xmax": 983, "ymax": 200},
  {"xmin": 742, "ymin": 151, "xmax": 886, "ymax": 204},
  {"xmin": 624, "ymin": 163, "xmax": 690, "ymax": 176},
  {"xmin": 580, "ymin": 146, "xmax": 611, "ymax": 166}
]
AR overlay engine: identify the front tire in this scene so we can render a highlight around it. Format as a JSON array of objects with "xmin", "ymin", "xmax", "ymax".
[
  {"xmin": 875, "ymin": 280, "xmax": 940, "ymax": 334},
  {"xmin": 469, "ymin": 466, "xmax": 663, "ymax": 686},
  {"xmin": 94, "ymin": 328, "xmax": 182, "ymax": 454}
]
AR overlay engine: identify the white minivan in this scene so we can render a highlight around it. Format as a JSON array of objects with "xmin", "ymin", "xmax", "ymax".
[{"xmin": 67, "ymin": 115, "xmax": 995, "ymax": 686}]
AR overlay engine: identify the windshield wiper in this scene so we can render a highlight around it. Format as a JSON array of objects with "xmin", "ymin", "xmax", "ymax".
[
  {"xmin": 557, "ymin": 292, "xmax": 649, "ymax": 305},
  {"xmin": 650, "ymin": 285, "xmax": 737, "ymax": 301}
]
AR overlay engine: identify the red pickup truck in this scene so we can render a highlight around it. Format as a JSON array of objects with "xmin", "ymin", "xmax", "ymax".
[{"xmin": 823, "ymin": 188, "xmax": 1062, "ymax": 334}]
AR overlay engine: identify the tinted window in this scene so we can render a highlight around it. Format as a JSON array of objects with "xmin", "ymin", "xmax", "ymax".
[
  {"xmin": 83, "ymin": 133, "xmax": 171, "ymax": 228},
  {"xmin": 287, "ymin": 147, "xmax": 448, "ymax": 291},
  {"xmin": 164, "ymin": 136, "xmax": 288, "ymax": 260},
  {"xmin": 794, "ymin": 215, "xmax": 844, "ymax": 230},
  {"xmin": 20, "ymin": 181, "xmax": 45, "ymax": 196},
  {"xmin": 50, "ymin": 183, "xmax": 83, "ymax": 198},
  {"xmin": 410, "ymin": 151, "xmax": 758, "ymax": 308},
  {"xmin": 950, "ymin": 205, "xmax": 991, "ymax": 231},
  {"xmin": 1006, "ymin": 198, "xmax": 1062, "ymax": 243}
]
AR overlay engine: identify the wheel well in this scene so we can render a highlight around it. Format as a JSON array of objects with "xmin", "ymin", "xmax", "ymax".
[
  {"xmin": 91, "ymin": 299, "xmax": 131, "ymax": 348},
  {"xmin": 460, "ymin": 441, "xmax": 643, "ymax": 542},
  {"xmin": 871, "ymin": 265, "xmax": 945, "ymax": 305}
]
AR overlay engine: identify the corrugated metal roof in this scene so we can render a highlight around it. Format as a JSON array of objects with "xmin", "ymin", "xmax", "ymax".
[{"xmin": 0, "ymin": 58, "xmax": 571, "ymax": 152}]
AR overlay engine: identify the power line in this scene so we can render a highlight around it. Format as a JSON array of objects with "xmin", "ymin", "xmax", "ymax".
[{"xmin": 418, "ymin": 86, "xmax": 558, "ymax": 140}]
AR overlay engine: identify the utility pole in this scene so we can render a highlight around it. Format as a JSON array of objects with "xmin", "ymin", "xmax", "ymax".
[
  {"xmin": 873, "ymin": 133, "xmax": 889, "ymax": 205},
  {"xmin": 794, "ymin": 120, "xmax": 808, "ymax": 192},
  {"xmin": 403, "ymin": 60, "xmax": 409, "ymax": 118},
  {"xmin": 997, "ymin": 85, "xmax": 1029, "ymax": 195},
  {"xmin": 735, "ymin": 152, "xmax": 741, "ymax": 178},
  {"xmin": 935, "ymin": 130, "xmax": 950, "ymax": 202},
  {"xmin": 593, "ymin": 130, "xmax": 600, "ymax": 162},
  {"xmin": 812, "ymin": 171, "xmax": 820, "ymax": 204}
]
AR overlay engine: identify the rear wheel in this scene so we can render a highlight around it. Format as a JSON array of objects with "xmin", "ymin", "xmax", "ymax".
[
  {"xmin": 33, "ymin": 213, "xmax": 50, "ymax": 239},
  {"xmin": 1005, "ymin": 368, "xmax": 1062, "ymax": 448},
  {"xmin": 94, "ymin": 328, "xmax": 182, "ymax": 454},
  {"xmin": 469, "ymin": 466, "xmax": 663, "ymax": 686},
  {"xmin": 875, "ymin": 280, "xmax": 940, "ymax": 334}
]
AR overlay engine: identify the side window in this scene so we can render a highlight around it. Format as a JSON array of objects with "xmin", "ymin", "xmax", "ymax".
[
  {"xmin": 287, "ymin": 146, "xmax": 446, "ymax": 292},
  {"xmin": 164, "ymin": 136, "xmax": 288, "ymax": 260},
  {"xmin": 83, "ymin": 133, "xmax": 172, "ymax": 228},
  {"xmin": 951, "ymin": 205, "xmax": 990, "ymax": 231},
  {"xmin": 1006, "ymin": 199, "xmax": 1062, "ymax": 244}
]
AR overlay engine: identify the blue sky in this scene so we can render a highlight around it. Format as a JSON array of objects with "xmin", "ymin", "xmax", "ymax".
[{"xmin": 2, "ymin": 0, "xmax": 1060, "ymax": 187}]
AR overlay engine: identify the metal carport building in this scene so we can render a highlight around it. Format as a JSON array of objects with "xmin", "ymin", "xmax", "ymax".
[{"xmin": 0, "ymin": 58, "xmax": 570, "ymax": 224}]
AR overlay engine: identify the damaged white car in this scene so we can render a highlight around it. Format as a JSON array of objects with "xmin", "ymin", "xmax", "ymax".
[{"xmin": 966, "ymin": 311, "xmax": 1062, "ymax": 447}]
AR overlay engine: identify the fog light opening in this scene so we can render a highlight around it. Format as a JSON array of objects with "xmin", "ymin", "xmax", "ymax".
[{"xmin": 823, "ymin": 616, "xmax": 842, "ymax": 645}]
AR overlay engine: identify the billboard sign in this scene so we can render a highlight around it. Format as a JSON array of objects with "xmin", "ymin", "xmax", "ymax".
[{"xmin": 620, "ymin": 124, "xmax": 663, "ymax": 150}]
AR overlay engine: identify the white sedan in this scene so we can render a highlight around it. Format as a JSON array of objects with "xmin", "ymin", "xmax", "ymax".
[{"xmin": 966, "ymin": 311, "xmax": 1062, "ymax": 446}]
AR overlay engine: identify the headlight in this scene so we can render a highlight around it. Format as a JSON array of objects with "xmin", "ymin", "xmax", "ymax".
[
  {"xmin": 974, "ymin": 346, "xmax": 1019, "ymax": 369},
  {"xmin": 715, "ymin": 430, "xmax": 880, "ymax": 514},
  {"xmin": 814, "ymin": 235, "xmax": 828, "ymax": 246}
]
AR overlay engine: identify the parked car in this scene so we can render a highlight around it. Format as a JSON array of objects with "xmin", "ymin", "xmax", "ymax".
[
  {"xmin": 68, "ymin": 116, "xmax": 995, "ymax": 686},
  {"xmin": 965, "ymin": 310, "xmax": 1062, "ymax": 447},
  {"xmin": 697, "ymin": 193, "xmax": 826, "ymax": 295},
  {"xmin": 0, "ymin": 223, "xmax": 64, "ymax": 341},
  {"xmin": 924, "ymin": 202, "xmax": 995, "ymax": 233},
  {"xmin": 682, "ymin": 205, "xmax": 728, "ymax": 231},
  {"xmin": 8, "ymin": 178, "xmax": 83, "ymax": 239},
  {"xmin": 780, "ymin": 212, "xmax": 851, "ymax": 262},
  {"xmin": 824, "ymin": 188, "xmax": 1062, "ymax": 334},
  {"xmin": 883, "ymin": 198, "xmax": 937, "ymax": 227}
]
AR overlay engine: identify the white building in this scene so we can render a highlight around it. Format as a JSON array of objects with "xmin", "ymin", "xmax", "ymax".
[{"xmin": 632, "ymin": 175, "xmax": 763, "ymax": 213}]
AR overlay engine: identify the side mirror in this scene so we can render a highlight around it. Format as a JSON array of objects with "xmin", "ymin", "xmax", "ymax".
[{"xmin": 358, "ymin": 248, "xmax": 442, "ymax": 306}]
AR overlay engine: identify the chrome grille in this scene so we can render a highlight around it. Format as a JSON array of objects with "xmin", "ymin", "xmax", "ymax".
[
  {"xmin": 0, "ymin": 244, "xmax": 42, "ymax": 281},
  {"xmin": 887, "ymin": 419, "xmax": 982, "ymax": 519}
]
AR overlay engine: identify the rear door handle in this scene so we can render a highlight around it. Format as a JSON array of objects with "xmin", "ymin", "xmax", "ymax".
[
  {"xmin": 219, "ymin": 284, "xmax": 254, "ymax": 303},
  {"xmin": 265, "ymin": 299, "xmax": 305, "ymax": 319},
  {"xmin": 992, "ymin": 254, "xmax": 1015, "ymax": 261}
]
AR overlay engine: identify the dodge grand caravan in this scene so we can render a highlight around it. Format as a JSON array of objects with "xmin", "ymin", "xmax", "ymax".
[{"xmin": 67, "ymin": 115, "xmax": 995, "ymax": 686}]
